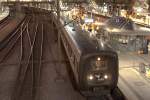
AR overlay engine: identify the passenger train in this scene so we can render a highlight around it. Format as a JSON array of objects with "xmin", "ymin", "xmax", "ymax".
[{"xmin": 52, "ymin": 14, "xmax": 119, "ymax": 96}]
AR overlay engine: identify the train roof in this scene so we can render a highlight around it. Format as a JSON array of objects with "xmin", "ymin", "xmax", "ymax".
[
  {"xmin": 102, "ymin": 16, "xmax": 150, "ymax": 36},
  {"xmin": 65, "ymin": 22, "xmax": 116, "ymax": 55},
  {"xmin": 105, "ymin": 16, "xmax": 136, "ymax": 30}
]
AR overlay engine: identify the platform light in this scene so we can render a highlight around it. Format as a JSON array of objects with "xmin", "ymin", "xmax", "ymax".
[
  {"xmin": 96, "ymin": 26, "xmax": 99, "ymax": 30},
  {"xmin": 137, "ymin": 8, "xmax": 142, "ymax": 13},
  {"xmin": 104, "ymin": 75, "xmax": 108, "ymax": 79},
  {"xmin": 84, "ymin": 18, "xmax": 94, "ymax": 23}
]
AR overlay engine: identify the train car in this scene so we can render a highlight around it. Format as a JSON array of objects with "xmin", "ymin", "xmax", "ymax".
[{"xmin": 52, "ymin": 14, "xmax": 119, "ymax": 96}]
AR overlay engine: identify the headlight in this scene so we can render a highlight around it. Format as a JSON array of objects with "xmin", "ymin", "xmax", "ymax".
[
  {"xmin": 104, "ymin": 74, "xmax": 108, "ymax": 79},
  {"xmin": 87, "ymin": 73, "xmax": 109, "ymax": 82},
  {"xmin": 87, "ymin": 74, "xmax": 94, "ymax": 81},
  {"xmin": 97, "ymin": 57, "xmax": 101, "ymax": 61}
]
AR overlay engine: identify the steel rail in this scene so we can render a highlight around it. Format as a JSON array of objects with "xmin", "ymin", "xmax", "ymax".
[
  {"xmin": 0, "ymin": 16, "xmax": 9, "ymax": 24},
  {"xmin": 33, "ymin": 23, "xmax": 44, "ymax": 100},
  {"xmin": 0, "ymin": 15, "xmax": 30, "ymax": 51},
  {"xmin": 86, "ymin": 92, "xmax": 122, "ymax": 100},
  {"xmin": 0, "ymin": 15, "xmax": 9, "ymax": 25},
  {"xmin": 45, "ymin": 16, "xmax": 65, "ymax": 81},
  {"xmin": 0, "ymin": 16, "xmax": 30, "ymax": 63},
  {"xmin": 12, "ymin": 20, "xmax": 39, "ymax": 100},
  {"xmin": 0, "ymin": 17, "xmax": 27, "ymax": 50},
  {"xmin": 0, "ymin": 19, "xmax": 10, "ymax": 30}
]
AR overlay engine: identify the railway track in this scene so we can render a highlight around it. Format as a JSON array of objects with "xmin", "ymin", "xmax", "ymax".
[
  {"xmin": 0, "ymin": 7, "xmax": 73, "ymax": 100},
  {"xmin": 12, "ymin": 11, "xmax": 44, "ymax": 100},
  {"xmin": 0, "ymin": 17, "xmax": 10, "ymax": 31},
  {"xmin": 0, "ymin": 7, "xmax": 127, "ymax": 100},
  {"xmin": 86, "ymin": 87, "xmax": 126, "ymax": 100},
  {"xmin": 0, "ymin": 7, "xmax": 51, "ymax": 100},
  {"xmin": 10, "ymin": 7, "xmax": 65, "ymax": 100},
  {"xmin": 0, "ymin": 15, "xmax": 30, "ymax": 61},
  {"xmin": 0, "ymin": 14, "xmax": 9, "ymax": 25}
]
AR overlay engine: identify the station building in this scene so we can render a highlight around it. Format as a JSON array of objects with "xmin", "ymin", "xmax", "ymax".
[{"xmin": 97, "ymin": 16, "xmax": 150, "ymax": 53}]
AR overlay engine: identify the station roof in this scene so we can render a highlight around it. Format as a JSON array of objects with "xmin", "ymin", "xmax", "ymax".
[
  {"xmin": 102, "ymin": 16, "xmax": 150, "ymax": 36},
  {"xmin": 105, "ymin": 16, "xmax": 136, "ymax": 30}
]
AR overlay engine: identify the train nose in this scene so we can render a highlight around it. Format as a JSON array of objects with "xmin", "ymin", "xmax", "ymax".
[
  {"xmin": 87, "ymin": 72, "xmax": 109, "ymax": 83},
  {"xmin": 95, "ymin": 73, "xmax": 104, "ymax": 81}
]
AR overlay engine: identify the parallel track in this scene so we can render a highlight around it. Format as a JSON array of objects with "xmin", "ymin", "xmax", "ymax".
[
  {"xmin": 0, "ymin": 18, "xmax": 10, "ymax": 30},
  {"xmin": 0, "ymin": 15, "xmax": 30, "ymax": 63},
  {"xmin": 0, "ymin": 8, "xmax": 46, "ymax": 100},
  {"xmin": 86, "ymin": 87, "xmax": 126, "ymax": 100},
  {"xmin": 10, "ymin": 8, "xmax": 54, "ymax": 100},
  {"xmin": 0, "ymin": 15, "xmax": 9, "ymax": 25}
]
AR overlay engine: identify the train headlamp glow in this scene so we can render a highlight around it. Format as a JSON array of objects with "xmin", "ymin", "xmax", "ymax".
[
  {"xmin": 87, "ymin": 74, "xmax": 94, "ymax": 80},
  {"xmin": 97, "ymin": 57, "xmax": 101, "ymax": 61},
  {"xmin": 104, "ymin": 75, "xmax": 108, "ymax": 79}
]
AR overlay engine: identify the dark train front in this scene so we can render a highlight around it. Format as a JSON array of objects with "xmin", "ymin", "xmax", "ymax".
[
  {"xmin": 71, "ymin": 24, "xmax": 118, "ymax": 96},
  {"xmin": 78, "ymin": 50, "xmax": 118, "ymax": 96}
]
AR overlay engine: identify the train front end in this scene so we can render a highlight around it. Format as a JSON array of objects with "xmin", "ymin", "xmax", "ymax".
[{"xmin": 79, "ymin": 52, "xmax": 118, "ymax": 95}]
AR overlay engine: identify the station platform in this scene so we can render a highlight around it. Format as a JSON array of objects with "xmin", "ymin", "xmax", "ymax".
[
  {"xmin": 118, "ymin": 67, "xmax": 150, "ymax": 100},
  {"xmin": 118, "ymin": 51, "xmax": 150, "ymax": 100},
  {"xmin": 119, "ymin": 52, "xmax": 150, "ymax": 68},
  {"xmin": 0, "ymin": 10, "xmax": 9, "ymax": 21}
]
